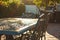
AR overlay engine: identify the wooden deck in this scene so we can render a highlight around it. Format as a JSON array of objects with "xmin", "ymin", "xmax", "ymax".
[{"xmin": 46, "ymin": 23, "xmax": 60, "ymax": 40}]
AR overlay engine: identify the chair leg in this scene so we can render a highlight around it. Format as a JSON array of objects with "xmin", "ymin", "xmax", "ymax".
[
  {"xmin": 6, "ymin": 35, "xmax": 14, "ymax": 40},
  {"xmin": 0, "ymin": 35, "xmax": 6, "ymax": 40},
  {"xmin": 0, "ymin": 34, "xmax": 2, "ymax": 40}
]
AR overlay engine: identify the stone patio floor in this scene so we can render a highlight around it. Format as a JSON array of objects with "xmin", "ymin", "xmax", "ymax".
[{"xmin": 46, "ymin": 23, "xmax": 60, "ymax": 40}]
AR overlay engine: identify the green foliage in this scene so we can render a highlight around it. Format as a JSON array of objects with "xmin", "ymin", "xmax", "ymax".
[
  {"xmin": 50, "ymin": 0, "xmax": 60, "ymax": 3},
  {"xmin": 33, "ymin": 0, "xmax": 42, "ymax": 7},
  {"xmin": 33, "ymin": 0, "xmax": 60, "ymax": 8},
  {"xmin": 0, "ymin": 0, "xmax": 21, "ymax": 7},
  {"xmin": 0, "ymin": 0, "xmax": 22, "ymax": 17}
]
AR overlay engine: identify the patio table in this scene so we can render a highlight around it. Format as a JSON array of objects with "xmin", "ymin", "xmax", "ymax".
[{"xmin": 0, "ymin": 18, "xmax": 38, "ymax": 35}]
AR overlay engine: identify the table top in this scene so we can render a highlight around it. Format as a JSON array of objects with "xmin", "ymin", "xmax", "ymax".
[{"xmin": 0, "ymin": 18, "xmax": 38, "ymax": 35}]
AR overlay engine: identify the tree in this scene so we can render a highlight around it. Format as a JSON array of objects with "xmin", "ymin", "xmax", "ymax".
[
  {"xmin": 0, "ymin": 0, "xmax": 21, "ymax": 17},
  {"xmin": 51, "ymin": 0, "xmax": 60, "ymax": 3},
  {"xmin": 33, "ymin": 0, "xmax": 42, "ymax": 7}
]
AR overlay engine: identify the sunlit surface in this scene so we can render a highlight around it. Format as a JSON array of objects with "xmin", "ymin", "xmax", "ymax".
[
  {"xmin": 0, "ymin": 18, "xmax": 38, "ymax": 32},
  {"xmin": 46, "ymin": 32, "xmax": 59, "ymax": 40}
]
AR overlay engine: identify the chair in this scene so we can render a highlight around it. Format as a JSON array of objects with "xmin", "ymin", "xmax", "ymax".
[
  {"xmin": 13, "ymin": 11, "xmax": 51, "ymax": 40},
  {"xmin": 30, "ymin": 12, "xmax": 51, "ymax": 40}
]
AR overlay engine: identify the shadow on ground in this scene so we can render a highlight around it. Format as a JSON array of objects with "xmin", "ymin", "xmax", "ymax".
[{"xmin": 47, "ymin": 23, "xmax": 60, "ymax": 40}]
